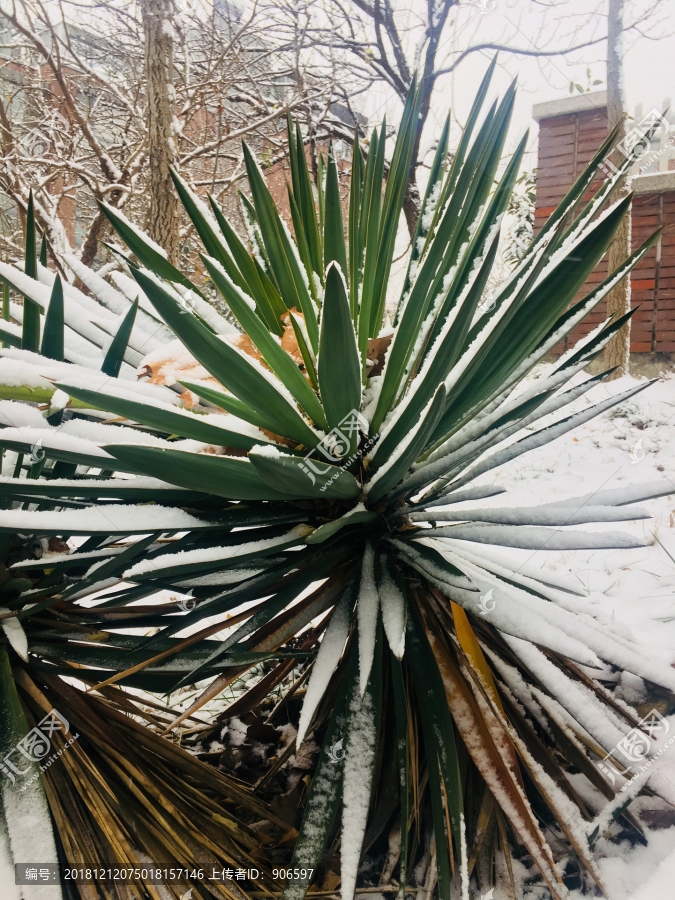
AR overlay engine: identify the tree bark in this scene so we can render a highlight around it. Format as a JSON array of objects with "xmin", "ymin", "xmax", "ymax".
[
  {"xmin": 603, "ymin": 0, "xmax": 632, "ymax": 378},
  {"xmin": 142, "ymin": 0, "xmax": 180, "ymax": 265}
]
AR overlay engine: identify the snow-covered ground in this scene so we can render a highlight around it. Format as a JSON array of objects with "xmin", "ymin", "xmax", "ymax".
[{"xmin": 453, "ymin": 369, "xmax": 675, "ymax": 899}]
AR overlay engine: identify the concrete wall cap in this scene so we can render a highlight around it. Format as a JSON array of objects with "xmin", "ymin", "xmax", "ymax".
[
  {"xmin": 632, "ymin": 170, "xmax": 675, "ymax": 195},
  {"xmin": 532, "ymin": 91, "xmax": 607, "ymax": 122}
]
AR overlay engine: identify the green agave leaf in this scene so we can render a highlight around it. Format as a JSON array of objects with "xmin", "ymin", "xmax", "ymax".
[
  {"xmin": 407, "ymin": 603, "xmax": 464, "ymax": 891},
  {"xmin": 561, "ymin": 308, "xmax": 636, "ymax": 371},
  {"xmin": 289, "ymin": 311, "xmax": 319, "ymax": 390},
  {"xmin": 281, "ymin": 649, "xmax": 356, "ymax": 900},
  {"xmin": 0, "ymin": 476, "xmax": 202, "ymax": 503},
  {"xmin": 201, "ymin": 254, "xmax": 328, "ymax": 429},
  {"xmin": 306, "ymin": 506, "xmax": 379, "ymax": 544},
  {"xmin": 367, "ymin": 385, "xmax": 446, "ymax": 503},
  {"xmin": 249, "ymin": 446, "xmax": 361, "ymax": 500},
  {"xmin": 285, "ymin": 122, "xmax": 319, "ymax": 300},
  {"xmin": 242, "ymin": 142, "xmax": 319, "ymax": 349},
  {"xmin": 371, "ymin": 232, "xmax": 500, "ymax": 468},
  {"xmin": 24, "ymin": 189, "xmax": 37, "ymax": 280},
  {"xmin": 2, "ymin": 275, "xmax": 9, "ymax": 322},
  {"xmin": 125, "ymin": 526, "xmax": 309, "ymax": 582},
  {"xmin": 371, "ymin": 91, "xmax": 507, "ymax": 432},
  {"xmin": 37, "ymin": 532, "xmax": 161, "ymax": 611},
  {"xmin": 151, "ymin": 552, "xmax": 328, "ymax": 644},
  {"xmin": 318, "ymin": 263, "xmax": 361, "ymax": 437},
  {"xmin": 208, "ymin": 195, "xmax": 286, "ymax": 334},
  {"xmin": 348, "ymin": 132, "xmax": 364, "ymax": 316},
  {"xmin": 0, "ymin": 434, "xmax": 126, "ymax": 473},
  {"xmin": 1, "ymin": 610, "xmax": 27, "ymax": 661},
  {"xmin": 173, "ymin": 554, "xmax": 343, "ymax": 689},
  {"xmin": 317, "ymin": 151, "xmax": 326, "ymax": 235},
  {"xmin": 506, "ymin": 227, "xmax": 662, "ymax": 389},
  {"xmin": 369, "ymin": 80, "xmax": 422, "ymax": 336},
  {"xmin": 529, "ymin": 116, "xmax": 627, "ymax": 257},
  {"xmin": 424, "ymin": 128, "xmax": 527, "ymax": 358},
  {"xmin": 240, "ymin": 190, "xmax": 273, "ymax": 274},
  {"xmin": 0, "ymin": 325, "xmax": 22, "ymax": 349},
  {"xmin": 179, "ymin": 379, "xmax": 271, "ymax": 431},
  {"xmin": 421, "ymin": 56, "xmax": 498, "ymax": 252},
  {"xmin": 435, "ymin": 193, "xmax": 636, "ymax": 440},
  {"xmin": 22, "ymin": 190, "xmax": 41, "ymax": 353},
  {"xmin": 357, "ymin": 123, "xmax": 385, "ymax": 349},
  {"xmin": 288, "ymin": 188, "xmax": 321, "ymax": 307},
  {"xmin": 417, "ymin": 379, "xmax": 655, "ymax": 500},
  {"xmin": 99, "ymin": 200, "xmax": 204, "ymax": 298},
  {"xmin": 0, "ymin": 384, "xmax": 88, "ymax": 409},
  {"xmin": 131, "ymin": 267, "xmax": 321, "ymax": 448},
  {"xmin": 292, "ymin": 119, "xmax": 323, "ymax": 281},
  {"xmin": 27, "ymin": 641, "xmax": 288, "ymax": 675},
  {"xmin": 323, "ymin": 144, "xmax": 348, "ymax": 276},
  {"xmin": 27, "ymin": 663, "xmax": 198, "ymax": 693},
  {"xmin": 40, "ymin": 273, "xmax": 64, "ymax": 361},
  {"xmin": 101, "ymin": 298, "xmax": 137, "ymax": 378},
  {"xmin": 391, "ymin": 654, "xmax": 409, "ymax": 900},
  {"xmin": 405, "ymin": 372, "xmax": 594, "ymax": 501},
  {"xmin": 341, "ymin": 623, "xmax": 383, "ymax": 900},
  {"xmin": 57, "ymin": 381, "xmax": 268, "ymax": 451},
  {"xmin": 169, "ymin": 168, "xmax": 242, "ymax": 281},
  {"xmin": 395, "ymin": 112, "xmax": 451, "ymax": 324},
  {"xmin": 103, "ymin": 443, "xmax": 296, "ymax": 500}
]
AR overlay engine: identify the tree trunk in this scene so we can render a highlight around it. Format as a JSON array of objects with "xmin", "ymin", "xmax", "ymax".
[
  {"xmin": 142, "ymin": 0, "xmax": 180, "ymax": 265},
  {"xmin": 603, "ymin": 0, "xmax": 632, "ymax": 378}
]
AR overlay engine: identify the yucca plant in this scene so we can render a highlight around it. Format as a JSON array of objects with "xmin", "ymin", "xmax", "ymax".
[{"xmin": 1, "ymin": 61, "xmax": 675, "ymax": 899}]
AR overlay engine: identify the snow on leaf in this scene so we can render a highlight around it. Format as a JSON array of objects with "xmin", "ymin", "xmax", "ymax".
[
  {"xmin": 378, "ymin": 557, "xmax": 406, "ymax": 659},
  {"xmin": 297, "ymin": 590, "xmax": 352, "ymax": 747},
  {"xmin": 0, "ymin": 611, "xmax": 28, "ymax": 662},
  {"xmin": 124, "ymin": 525, "xmax": 312, "ymax": 578},
  {"xmin": 429, "ymin": 523, "xmax": 648, "ymax": 551},
  {"xmin": 341, "ymin": 679, "xmax": 377, "ymax": 900},
  {"xmin": 357, "ymin": 543, "xmax": 378, "ymax": 696},
  {"xmin": 0, "ymin": 505, "xmax": 209, "ymax": 536}
]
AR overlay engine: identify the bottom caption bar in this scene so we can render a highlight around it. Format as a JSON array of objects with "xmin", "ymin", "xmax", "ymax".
[
  {"xmin": 15, "ymin": 865, "xmax": 277, "ymax": 885},
  {"xmin": 16, "ymin": 865, "xmax": 314, "ymax": 885}
]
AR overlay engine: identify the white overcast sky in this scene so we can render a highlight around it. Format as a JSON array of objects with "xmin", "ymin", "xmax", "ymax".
[{"xmin": 356, "ymin": 0, "xmax": 675, "ymax": 170}]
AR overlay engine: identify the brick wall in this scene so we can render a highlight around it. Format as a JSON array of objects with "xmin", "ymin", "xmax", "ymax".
[{"xmin": 533, "ymin": 93, "xmax": 675, "ymax": 353}]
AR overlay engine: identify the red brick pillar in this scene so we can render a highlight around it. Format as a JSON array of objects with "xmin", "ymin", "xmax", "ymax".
[{"xmin": 532, "ymin": 93, "xmax": 675, "ymax": 355}]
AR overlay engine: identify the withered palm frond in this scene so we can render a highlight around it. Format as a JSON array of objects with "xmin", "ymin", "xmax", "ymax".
[{"xmin": 1, "ymin": 60, "xmax": 673, "ymax": 900}]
